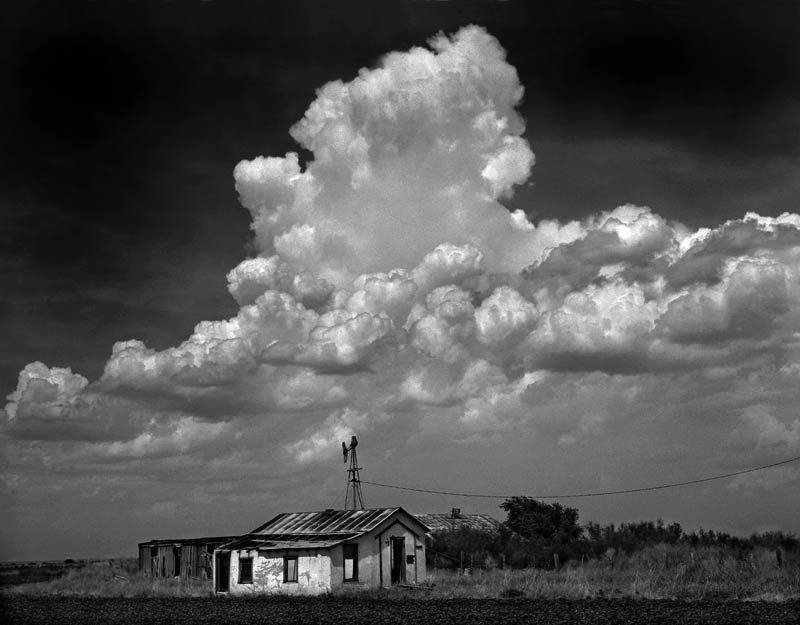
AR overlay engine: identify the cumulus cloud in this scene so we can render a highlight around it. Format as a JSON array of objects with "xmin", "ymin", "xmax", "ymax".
[
  {"xmin": 475, "ymin": 286, "xmax": 539, "ymax": 346},
  {"xmin": 728, "ymin": 405, "xmax": 800, "ymax": 453},
  {"xmin": 227, "ymin": 256, "xmax": 334, "ymax": 309},
  {"xmin": 285, "ymin": 408, "xmax": 372, "ymax": 464},
  {"xmin": 97, "ymin": 417, "xmax": 231, "ymax": 460},
  {"xmin": 3, "ymin": 24, "xmax": 800, "ymax": 523},
  {"xmin": 6, "ymin": 362, "xmax": 88, "ymax": 422},
  {"xmin": 230, "ymin": 25, "xmax": 578, "ymax": 286}
]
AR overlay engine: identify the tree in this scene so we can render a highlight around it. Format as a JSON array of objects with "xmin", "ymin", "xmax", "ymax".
[
  {"xmin": 427, "ymin": 527, "xmax": 503, "ymax": 569},
  {"xmin": 500, "ymin": 497, "xmax": 583, "ymax": 544},
  {"xmin": 499, "ymin": 497, "xmax": 586, "ymax": 566}
]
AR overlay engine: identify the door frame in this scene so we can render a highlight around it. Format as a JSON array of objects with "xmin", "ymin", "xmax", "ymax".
[
  {"xmin": 215, "ymin": 552, "xmax": 230, "ymax": 593},
  {"xmin": 390, "ymin": 536, "xmax": 405, "ymax": 584}
]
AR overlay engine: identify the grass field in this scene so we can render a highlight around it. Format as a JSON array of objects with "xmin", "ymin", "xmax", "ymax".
[
  {"xmin": 425, "ymin": 545, "xmax": 800, "ymax": 601},
  {"xmin": 0, "ymin": 559, "xmax": 128, "ymax": 587},
  {"xmin": 2, "ymin": 545, "xmax": 798, "ymax": 601}
]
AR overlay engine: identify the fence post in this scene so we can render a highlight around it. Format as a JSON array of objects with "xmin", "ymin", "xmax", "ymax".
[
  {"xmin": 775, "ymin": 548, "xmax": 783, "ymax": 568},
  {"xmin": 460, "ymin": 551, "xmax": 464, "ymax": 575},
  {"xmin": 553, "ymin": 553, "xmax": 560, "ymax": 570}
]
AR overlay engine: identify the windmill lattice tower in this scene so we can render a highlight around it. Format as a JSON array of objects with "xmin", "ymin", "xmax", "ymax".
[{"xmin": 342, "ymin": 435, "xmax": 364, "ymax": 510}]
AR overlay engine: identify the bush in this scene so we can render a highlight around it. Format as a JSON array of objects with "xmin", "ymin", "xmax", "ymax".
[{"xmin": 429, "ymin": 498, "xmax": 799, "ymax": 573}]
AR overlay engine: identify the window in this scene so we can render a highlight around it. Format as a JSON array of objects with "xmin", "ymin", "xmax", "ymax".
[
  {"xmin": 283, "ymin": 555, "xmax": 298, "ymax": 583},
  {"xmin": 343, "ymin": 544, "xmax": 358, "ymax": 581},
  {"xmin": 238, "ymin": 557, "xmax": 253, "ymax": 584}
]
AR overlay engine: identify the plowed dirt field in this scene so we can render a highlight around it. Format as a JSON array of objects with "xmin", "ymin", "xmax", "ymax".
[{"xmin": 3, "ymin": 596, "xmax": 799, "ymax": 625}]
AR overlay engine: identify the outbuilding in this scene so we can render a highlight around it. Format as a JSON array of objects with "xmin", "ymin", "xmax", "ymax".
[
  {"xmin": 138, "ymin": 536, "xmax": 240, "ymax": 579},
  {"xmin": 213, "ymin": 507, "xmax": 429, "ymax": 594}
]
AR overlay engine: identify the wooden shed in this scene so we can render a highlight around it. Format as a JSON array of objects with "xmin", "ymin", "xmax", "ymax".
[
  {"xmin": 213, "ymin": 507, "xmax": 430, "ymax": 595},
  {"xmin": 137, "ymin": 536, "xmax": 240, "ymax": 579}
]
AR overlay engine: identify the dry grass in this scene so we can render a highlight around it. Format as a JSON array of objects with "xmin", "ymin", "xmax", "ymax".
[
  {"xmin": 4, "ymin": 546, "xmax": 798, "ymax": 600},
  {"xmin": 421, "ymin": 546, "xmax": 800, "ymax": 601},
  {"xmin": 2, "ymin": 559, "xmax": 212, "ymax": 598}
]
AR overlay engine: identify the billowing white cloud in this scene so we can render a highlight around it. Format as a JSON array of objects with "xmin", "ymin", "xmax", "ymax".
[
  {"xmin": 230, "ymin": 25, "xmax": 582, "ymax": 288},
  {"xmin": 227, "ymin": 256, "xmax": 334, "ymax": 309},
  {"xmin": 475, "ymin": 286, "xmax": 539, "ymax": 346},
  {"xmin": 6, "ymin": 362, "xmax": 88, "ymax": 422},
  {"xmin": 411, "ymin": 244, "xmax": 484, "ymax": 294},
  {"xmin": 3, "ymin": 25, "xmax": 800, "ymax": 538}
]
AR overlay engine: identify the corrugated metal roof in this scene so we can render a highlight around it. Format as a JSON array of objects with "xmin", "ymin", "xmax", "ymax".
[
  {"xmin": 138, "ymin": 535, "xmax": 240, "ymax": 547},
  {"xmin": 250, "ymin": 508, "xmax": 401, "ymax": 535},
  {"xmin": 217, "ymin": 508, "xmax": 429, "ymax": 552},
  {"xmin": 220, "ymin": 533, "xmax": 358, "ymax": 552},
  {"xmin": 251, "ymin": 540, "xmax": 345, "ymax": 551},
  {"xmin": 415, "ymin": 513, "xmax": 502, "ymax": 534}
]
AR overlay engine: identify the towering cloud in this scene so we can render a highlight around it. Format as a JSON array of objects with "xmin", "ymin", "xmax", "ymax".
[{"xmin": 3, "ymin": 27, "xmax": 800, "ymax": 523}]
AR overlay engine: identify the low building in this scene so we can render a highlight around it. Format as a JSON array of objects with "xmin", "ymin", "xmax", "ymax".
[
  {"xmin": 416, "ymin": 508, "xmax": 502, "ymax": 534},
  {"xmin": 213, "ymin": 507, "xmax": 429, "ymax": 595},
  {"xmin": 138, "ymin": 536, "xmax": 240, "ymax": 579}
]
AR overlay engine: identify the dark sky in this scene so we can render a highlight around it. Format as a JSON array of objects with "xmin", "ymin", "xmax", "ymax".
[
  {"xmin": 3, "ymin": 0, "xmax": 799, "ymax": 391},
  {"xmin": 2, "ymin": 1, "xmax": 800, "ymax": 560}
]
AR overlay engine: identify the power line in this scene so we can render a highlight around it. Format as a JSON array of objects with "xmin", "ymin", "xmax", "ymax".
[{"xmin": 361, "ymin": 454, "xmax": 800, "ymax": 500}]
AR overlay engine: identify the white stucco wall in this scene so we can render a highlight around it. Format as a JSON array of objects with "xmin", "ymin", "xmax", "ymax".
[
  {"xmin": 329, "ymin": 533, "xmax": 381, "ymax": 589},
  {"xmin": 377, "ymin": 519, "xmax": 426, "ymax": 587},
  {"xmin": 227, "ymin": 548, "xmax": 332, "ymax": 595}
]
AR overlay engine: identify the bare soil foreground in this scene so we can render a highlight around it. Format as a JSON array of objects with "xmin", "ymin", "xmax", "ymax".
[{"xmin": 3, "ymin": 596, "xmax": 799, "ymax": 625}]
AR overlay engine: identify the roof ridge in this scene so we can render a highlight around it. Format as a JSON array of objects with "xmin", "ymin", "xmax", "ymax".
[
  {"xmin": 249, "ymin": 507, "xmax": 408, "ymax": 535},
  {"xmin": 275, "ymin": 507, "xmax": 400, "ymax": 515}
]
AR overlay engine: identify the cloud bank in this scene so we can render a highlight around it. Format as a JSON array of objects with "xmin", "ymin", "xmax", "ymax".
[{"xmin": 3, "ymin": 27, "xmax": 800, "ymax": 535}]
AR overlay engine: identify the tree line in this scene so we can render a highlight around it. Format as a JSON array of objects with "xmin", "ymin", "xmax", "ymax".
[{"xmin": 426, "ymin": 496, "xmax": 799, "ymax": 569}]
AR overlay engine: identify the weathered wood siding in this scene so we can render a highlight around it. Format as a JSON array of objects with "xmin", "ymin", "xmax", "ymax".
[
  {"xmin": 138, "ymin": 546, "xmax": 149, "ymax": 573},
  {"xmin": 138, "ymin": 540, "xmax": 225, "ymax": 579},
  {"xmin": 179, "ymin": 543, "xmax": 214, "ymax": 579},
  {"xmin": 145, "ymin": 545, "xmax": 176, "ymax": 578}
]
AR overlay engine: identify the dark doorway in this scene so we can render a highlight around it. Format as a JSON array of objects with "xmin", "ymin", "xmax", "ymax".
[
  {"xmin": 216, "ymin": 553, "xmax": 230, "ymax": 592},
  {"xmin": 390, "ymin": 537, "xmax": 405, "ymax": 584},
  {"xmin": 172, "ymin": 546, "xmax": 181, "ymax": 578},
  {"xmin": 150, "ymin": 546, "xmax": 158, "ymax": 577}
]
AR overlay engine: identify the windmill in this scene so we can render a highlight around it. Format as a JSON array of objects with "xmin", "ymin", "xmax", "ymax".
[{"xmin": 341, "ymin": 435, "xmax": 364, "ymax": 510}]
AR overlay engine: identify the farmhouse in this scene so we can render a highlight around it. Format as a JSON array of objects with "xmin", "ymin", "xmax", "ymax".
[
  {"xmin": 137, "ymin": 536, "xmax": 240, "ymax": 580},
  {"xmin": 213, "ymin": 507, "xmax": 429, "ymax": 594}
]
